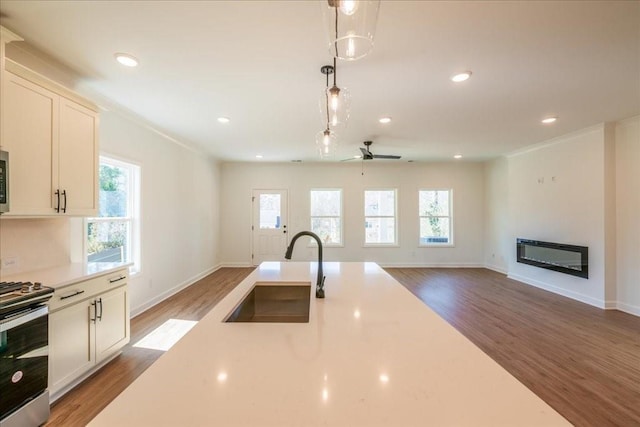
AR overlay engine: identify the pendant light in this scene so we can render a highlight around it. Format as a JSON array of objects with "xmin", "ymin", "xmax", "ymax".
[
  {"xmin": 321, "ymin": 0, "xmax": 381, "ymax": 61},
  {"xmin": 315, "ymin": 127, "xmax": 337, "ymax": 158},
  {"xmin": 319, "ymin": 59, "xmax": 351, "ymax": 130}
]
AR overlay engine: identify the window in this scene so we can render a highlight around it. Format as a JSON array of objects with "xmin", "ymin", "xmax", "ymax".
[
  {"xmin": 364, "ymin": 189, "xmax": 397, "ymax": 245},
  {"xmin": 86, "ymin": 156, "xmax": 141, "ymax": 274},
  {"xmin": 259, "ymin": 193, "xmax": 282, "ymax": 229},
  {"xmin": 310, "ymin": 189, "xmax": 342, "ymax": 246},
  {"xmin": 419, "ymin": 189, "xmax": 452, "ymax": 246}
]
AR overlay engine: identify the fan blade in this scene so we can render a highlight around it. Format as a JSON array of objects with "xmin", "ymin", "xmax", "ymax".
[
  {"xmin": 360, "ymin": 147, "xmax": 373, "ymax": 159},
  {"xmin": 340, "ymin": 156, "xmax": 359, "ymax": 162},
  {"xmin": 372, "ymin": 154, "xmax": 402, "ymax": 159}
]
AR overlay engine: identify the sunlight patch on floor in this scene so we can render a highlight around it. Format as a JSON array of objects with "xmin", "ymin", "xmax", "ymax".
[{"xmin": 133, "ymin": 319, "xmax": 198, "ymax": 351}]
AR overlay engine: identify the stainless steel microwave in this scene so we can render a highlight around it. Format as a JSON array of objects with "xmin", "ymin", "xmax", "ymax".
[{"xmin": 0, "ymin": 150, "xmax": 8, "ymax": 214}]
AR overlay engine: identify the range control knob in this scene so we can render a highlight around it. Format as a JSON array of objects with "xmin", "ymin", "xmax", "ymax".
[
  {"xmin": 21, "ymin": 282, "xmax": 34, "ymax": 293},
  {"xmin": 33, "ymin": 282, "xmax": 42, "ymax": 290}
]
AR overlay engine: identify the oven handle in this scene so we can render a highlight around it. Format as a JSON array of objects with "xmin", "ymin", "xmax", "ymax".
[{"xmin": 0, "ymin": 305, "xmax": 48, "ymax": 332}]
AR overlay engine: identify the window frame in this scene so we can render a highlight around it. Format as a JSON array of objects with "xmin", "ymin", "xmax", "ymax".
[
  {"xmin": 418, "ymin": 189, "xmax": 454, "ymax": 247},
  {"xmin": 309, "ymin": 188, "xmax": 344, "ymax": 247},
  {"xmin": 363, "ymin": 188, "xmax": 398, "ymax": 247},
  {"xmin": 85, "ymin": 154, "xmax": 141, "ymax": 275}
]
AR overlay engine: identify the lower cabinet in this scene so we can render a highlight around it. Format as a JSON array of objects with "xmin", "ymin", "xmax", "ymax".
[{"xmin": 48, "ymin": 270, "xmax": 129, "ymax": 399}]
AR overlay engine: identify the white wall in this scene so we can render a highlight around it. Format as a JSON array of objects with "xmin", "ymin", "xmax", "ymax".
[
  {"xmin": 99, "ymin": 111, "xmax": 222, "ymax": 315},
  {"xmin": 483, "ymin": 157, "xmax": 509, "ymax": 273},
  {"xmin": 506, "ymin": 125, "xmax": 610, "ymax": 307},
  {"xmin": 615, "ymin": 116, "xmax": 640, "ymax": 315},
  {"xmin": 220, "ymin": 161, "xmax": 485, "ymax": 267},
  {"xmin": 485, "ymin": 120, "xmax": 640, "ymax": 316}
]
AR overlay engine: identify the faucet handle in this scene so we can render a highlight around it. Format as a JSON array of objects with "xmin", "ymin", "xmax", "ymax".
[{"xmin": 316, "ymin": 276, "xmax": 326, "ymax": 299}]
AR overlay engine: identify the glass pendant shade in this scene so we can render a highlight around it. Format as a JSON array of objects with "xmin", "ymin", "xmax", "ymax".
[
  {"xmin": 319, "ymin": 84, "xmax": 351, "ymax": 130},
  {"xmin": 315, "ymin": 129, "xmax": 338, "ymax": 159},
  {"xmin": 321, "ymin": 0, "xmax": 381, "ymax": 61}
]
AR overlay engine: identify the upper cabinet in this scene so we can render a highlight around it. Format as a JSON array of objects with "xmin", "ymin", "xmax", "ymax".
[{"xmin": 1, "ymin": 61, "xmax": 98, "ymax": 216}]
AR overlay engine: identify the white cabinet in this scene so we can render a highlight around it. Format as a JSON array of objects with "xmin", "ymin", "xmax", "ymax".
[
  {"xmin": 48, "ymin": 269, "xmax": 130, "ymax": 399},
  {"xmin": 57, "ymin": 97, "xmax": 99, "ymax": 215},
  {"xmin": 1, "ymin": 62, "xmax": 98, "ymax": 216},
  {"xmin": 49, "ymin": 296, "xmax": 95, "ymax": 394},
  {"xmin": 94, "ymin": 285, "xmax": 129, "ymax": 362}
]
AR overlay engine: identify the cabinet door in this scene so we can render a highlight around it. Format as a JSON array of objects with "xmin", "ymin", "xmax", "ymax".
[
  {"xmin": 2, "ymin": 72, "xmax": 58, "ymax": 215},
  {"xmin": 58, "ymin": 98, "xmax": 98, "ymax": 215},
  {"xmin": 49, "ymin": 300, "xmax": 95, "ymax": 396},
  {"xmin": 95, "ymin": 285, "xmax": 130, "ymax": 363}
]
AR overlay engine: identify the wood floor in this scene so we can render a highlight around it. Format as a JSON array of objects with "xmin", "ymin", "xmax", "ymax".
[
  {"xmin": 385, "ymin": 268, "xmax": 640, "ymax": 427},
  {"xmin": 47, "ymin": 267, "xmax": 640, "ymax": 426}
]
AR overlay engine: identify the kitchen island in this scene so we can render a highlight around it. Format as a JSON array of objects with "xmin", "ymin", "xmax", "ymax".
[{"xmin": 90, "ymin": 262, "xmax": 569, "ymax": 426}]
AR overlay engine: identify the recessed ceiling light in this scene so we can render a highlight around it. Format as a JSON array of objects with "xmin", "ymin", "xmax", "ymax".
[
  {"xmin": 379, "ymin": 117, "xmax": 392, "ymax": 124},
  {"xmin": 541, "ymin": 117, "xmax": 557, "ymax": 124},
  {"xmin": 255, "ymin": 154, "xmax": 263, "ymax": 159},
  {"xmin": 454, "ymin": 154, "xmax": 463, "ymax": 159},
  {"xmin": 451, "ymin": 71, "xmax": 472, "ymax": 82},
  {"xmin": 114, "ymin": 53, "xmax": 138, "ymax": 67},
  {"xmin": 217, "ymin": 117, "xmax": 230, "ymax": 124}
]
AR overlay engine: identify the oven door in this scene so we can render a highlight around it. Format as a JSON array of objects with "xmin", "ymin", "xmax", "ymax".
[{"xmin": 0, "ymin": 304, "xmax": 49, "ymax": 420}]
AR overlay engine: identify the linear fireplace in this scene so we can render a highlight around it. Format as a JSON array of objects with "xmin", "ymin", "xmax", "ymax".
[{"xmin": 516, "ymin": 238, "xmax": 589, "ymax": 279}]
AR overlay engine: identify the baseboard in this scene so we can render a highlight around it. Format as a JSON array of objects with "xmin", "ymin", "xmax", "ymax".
[
  {"xmin": 220, "ymin": 262, "xmax": 254, "ymax": 268},
  {"xmin": 615, "ymin": 301, "xmax": 640, "ymax": 317},
  {"xmin": 507, "ymin": 273, "xmax": 606, "ymax": 309},
  {"xmin": 130, "ymin": 264, "xmax": 222, "ymax": 318},
  {"xmin": 484, "ymin": 264, "xmax": 508, "ymax": 275}
]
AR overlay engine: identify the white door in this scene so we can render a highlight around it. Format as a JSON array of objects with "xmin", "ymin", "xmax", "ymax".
[{"xmin": 252, "ymin": 189, "xmax": 288, "ymax": 265}]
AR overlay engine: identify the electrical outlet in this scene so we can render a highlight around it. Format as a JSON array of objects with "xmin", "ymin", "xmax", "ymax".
[{"xmin": 1, "ymin": 256, "xmax": 19, "ymax": 269}]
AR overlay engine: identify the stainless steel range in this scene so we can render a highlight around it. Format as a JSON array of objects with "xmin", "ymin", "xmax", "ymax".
[{"xmin": 0, "ymin": 281, "xmax": 54, "ymax": 427}]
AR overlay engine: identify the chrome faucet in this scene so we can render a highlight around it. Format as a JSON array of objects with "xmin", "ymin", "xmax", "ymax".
[{"xmin": 284, "ymin": 231, "xmax": 325, "ymax": 298}]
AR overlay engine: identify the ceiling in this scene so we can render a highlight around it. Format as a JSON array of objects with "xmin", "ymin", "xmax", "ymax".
[{"xmin": 1, "ymin": 1, "xmax": 638, "ymax": 162}]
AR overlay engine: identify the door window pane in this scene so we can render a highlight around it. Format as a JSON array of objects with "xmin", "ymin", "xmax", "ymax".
[{"xmin": 260, "ymin": 194, "xmax": 281, "ymax": 229}]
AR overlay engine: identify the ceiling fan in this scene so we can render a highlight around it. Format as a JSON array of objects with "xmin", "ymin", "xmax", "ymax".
[{"xmin": 342, "ymin": 141, "xmax": 402, "ymax": 161}]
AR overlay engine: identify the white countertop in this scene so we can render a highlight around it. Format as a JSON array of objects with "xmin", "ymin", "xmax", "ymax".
[
  {"xmin": 90, "ymin": 262, "xmax": 569, "ymax": 427},
  {"xmin": 0, "ymin": 262, "xmax": 131, "ymax": 289}
]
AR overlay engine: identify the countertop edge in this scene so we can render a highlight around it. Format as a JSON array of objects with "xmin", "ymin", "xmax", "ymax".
[{"xmin": 0, "ymin": 262, "xmax": 133, "ymax": 289}]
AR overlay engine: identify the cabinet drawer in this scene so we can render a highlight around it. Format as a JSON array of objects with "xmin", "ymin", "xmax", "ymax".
[{"xmin": 48, "ymin": 269, "xmax": 128, "ymax": 312}]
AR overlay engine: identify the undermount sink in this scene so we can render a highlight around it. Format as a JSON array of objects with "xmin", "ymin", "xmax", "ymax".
[{"xmin": 224, "ymin": 281, "xmax": 311, "ymax": 323}]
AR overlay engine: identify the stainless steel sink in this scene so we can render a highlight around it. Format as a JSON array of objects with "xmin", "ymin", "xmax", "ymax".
[{"xmin": 224, "ymin": 281, "xmax": 311, "ymax": 323}]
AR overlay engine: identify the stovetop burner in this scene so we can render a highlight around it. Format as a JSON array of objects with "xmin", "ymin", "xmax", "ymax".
[{"xmin": 0, "ymin": 281, "xmax": 54, "ymax": 316}]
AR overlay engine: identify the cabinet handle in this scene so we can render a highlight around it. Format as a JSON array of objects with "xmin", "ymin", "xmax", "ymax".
[
  {"xmin": 109, "ymin": 275, "xmax": 127, "ymax": 284},
  {"xmin": 97, "ymin": 298, "xmax": 103, "ymax": 321},
  {"xmin": 90, "ymin": 300, "xmax": 97, "ymax": 323},
  {"xmin": 60, "ymin": 289, "xmax": 85, "ymax": 300},
  {"xmin": 62, "ymin": 190, "xmax": 67, "ymax": 213},
  {"xmin": 55, "ymin": 189, "xmax": 61, "ymax": 213}
]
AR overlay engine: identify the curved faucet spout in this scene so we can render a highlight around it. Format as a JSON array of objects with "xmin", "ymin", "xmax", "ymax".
[{"xmin": 284, "ymin": 231, "xmax": 325, "ymax": 298}]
